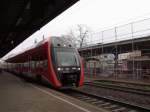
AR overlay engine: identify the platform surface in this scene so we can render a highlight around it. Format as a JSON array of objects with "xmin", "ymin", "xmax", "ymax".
[{"xmin": 0, "ymin": 71, "xmax": 106, "ymax": 112}]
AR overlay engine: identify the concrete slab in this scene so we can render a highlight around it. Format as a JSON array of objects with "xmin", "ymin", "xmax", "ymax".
[{"xmin": 0, "ymin": 71, "xmax": 107, "ymax": 112}]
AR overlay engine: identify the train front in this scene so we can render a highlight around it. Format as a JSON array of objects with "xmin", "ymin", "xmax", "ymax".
[{"xmin": 51, "ymin": 37, "xmax": 84, "ymax": 88}]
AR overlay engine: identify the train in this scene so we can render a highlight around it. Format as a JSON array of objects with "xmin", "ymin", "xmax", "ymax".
[{"xmin": 4, "ymin": 36, "xmax": 84, "ymax": 89}]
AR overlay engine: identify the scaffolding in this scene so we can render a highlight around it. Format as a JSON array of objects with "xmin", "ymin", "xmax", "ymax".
[{"xmin": 79, "ymin": 18, "xmax": 150, "ymax": 81}]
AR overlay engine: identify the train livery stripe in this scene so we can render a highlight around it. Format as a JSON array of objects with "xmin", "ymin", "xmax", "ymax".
[{"xmin": 47, "ymin": 39, "xmax": 62, "ymax": 88}]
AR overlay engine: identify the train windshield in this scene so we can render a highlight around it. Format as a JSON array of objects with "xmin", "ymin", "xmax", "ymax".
[{"xmin": 55, "ymin": 48, "xmax": 79, "ymax": 67}]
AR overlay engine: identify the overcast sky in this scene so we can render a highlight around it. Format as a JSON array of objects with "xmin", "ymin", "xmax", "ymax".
[
  {"xmin": 42, "ymin": 0, "xmax": 150, "ymax": 36},
  {"xmin": 3, "ymin": 0, "xmax": 150, "ymax": 59}
]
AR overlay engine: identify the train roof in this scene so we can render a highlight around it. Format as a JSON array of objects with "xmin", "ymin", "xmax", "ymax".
[
  {"xmin": 5, "ymin": 38, "xmax": 49, "ymax": 63},
  {"xmin": 5, "ymin": 36, "xmax": 74, "ymax": 63},
  {"xmin": 51, "ymin": 36, "xmax": 74, "ymax": 48}
]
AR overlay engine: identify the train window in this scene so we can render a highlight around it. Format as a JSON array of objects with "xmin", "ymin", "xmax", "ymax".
[
  {"xmin": 51, "ymin": 47, "xmax": 57, "ymax": 66},
  {"xmin": 43, "ymin": 60, "xmax": 48, "ymax": 68},
  {"xmin": 36, "ymin": 61, "xmax": 41, "ymax": 67},
  {"xmin": 30, "ymin": 61, "xmax": 35, "ymax": 69},
  {"xmin": 55, "ymin": 48, "xmax": 79, "ymax": 67},
  {"xmin": 39, "ymin": 61, "xmax": 42, "ymax": 68},
  {"xmin": 35, "ymin": 60, "xmax": 47, "ymax": 68},
  {"xmin": 24, "ymin": 62, "xmax": 28, "ymax": 67}
]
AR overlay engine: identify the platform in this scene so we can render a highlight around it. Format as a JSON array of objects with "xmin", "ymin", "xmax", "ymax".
[{"xmin": 0, "ymin": 71, "xmax": 106, "ymax": 112}]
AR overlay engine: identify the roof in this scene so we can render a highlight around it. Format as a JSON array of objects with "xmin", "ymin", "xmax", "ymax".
[
  {"xmin": 0, "ymin": 0, "xmax": 79, "ymax": 58},
  {"xmin": 5, "ymin": 39, "xmax": 48, "ymax": 63},
  {"xmin": 79, "ymin": 36, "xmax": 150, "ymax": 52}
]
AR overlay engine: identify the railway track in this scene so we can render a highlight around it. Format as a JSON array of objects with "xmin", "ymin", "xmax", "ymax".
[
  {"xmin": 94, "ymin": 80, "xmax": 150, "ymax": 91},
  {"xmin": 63, "ymin": 89, "xmax": 150, "ymax": 112},
  {"xmin": 84, "ymin": 82, "xmax": 150, "ymax": 96}
]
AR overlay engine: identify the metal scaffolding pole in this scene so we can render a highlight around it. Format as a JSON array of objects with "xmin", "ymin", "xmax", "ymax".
[
  {"xmin": 114, "ymin": 27, "xmax": 118, "ymax": 79},
  {"xmin": 131, "ymin": 23, "xmax": 135, "ymax": 79},
  {"xmin": 101, "ymin": 31, "xmax": 105, "ymax": 76}
]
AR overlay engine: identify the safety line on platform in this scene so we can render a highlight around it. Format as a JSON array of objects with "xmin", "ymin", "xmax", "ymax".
[{"xmin": 31, "ymin": 84, "xmax": 92, "ymax": 112}]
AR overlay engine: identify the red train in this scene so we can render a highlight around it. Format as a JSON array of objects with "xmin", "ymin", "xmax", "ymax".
[{"xmin": 5, "ymin": 37, "xmax": 84, "ymax": 89}]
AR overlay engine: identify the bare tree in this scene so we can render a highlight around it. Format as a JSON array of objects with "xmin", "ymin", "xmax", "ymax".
[
  {"xmin": 64, "ymin": 24, "xmax": 91, "ymax": 48},
  {"xmin": 61, "ymin": 34, "xmax": 78, "ymax": 47}
]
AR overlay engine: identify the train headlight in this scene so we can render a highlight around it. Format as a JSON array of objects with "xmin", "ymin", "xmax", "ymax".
[
  {"xmin": 77, "ymin": 68, "xmax": 80, "ymax": 70},
  {"xmin": 72, "ymin": 67, "xmax": 76, "ymax": 70},
  {"xmin": 57, "ymin": 68, "xmax": 63, "ymax": 71}
]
